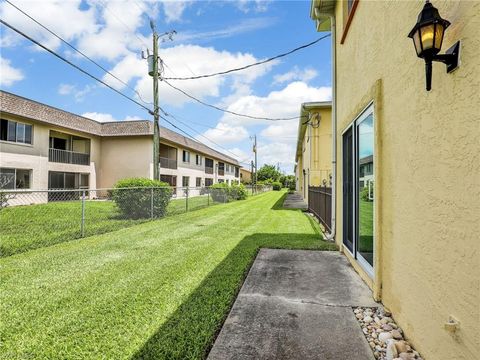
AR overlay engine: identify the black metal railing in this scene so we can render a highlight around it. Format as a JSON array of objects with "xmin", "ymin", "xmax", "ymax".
[
  {"xmin": 308, "ymin": 186, "xmax": 332, "ymax": 231},
  {"xmin": 48, "ymin": 148, "xmax": 90, "ymax": 165},
  {"xmin": 205, "ymin": 166, "xmax": 214, "ymax": 174}
]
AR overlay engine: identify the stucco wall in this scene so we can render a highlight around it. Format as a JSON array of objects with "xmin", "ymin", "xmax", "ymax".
[
  {"xmin": 98, "ymin": 136, "xmax": 152, "ymax": 188},
  {"xmin": 332, "ymin": 1, "xmax": 479, "ymax": 359},
  {"xmin": 0, "ymin": 115, "xmax": 101, "ymax": 189}
]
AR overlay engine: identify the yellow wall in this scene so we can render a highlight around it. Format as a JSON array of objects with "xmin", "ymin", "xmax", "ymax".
[
  {"xmin": 331, "ymin": 1, "xmax": 479, "ymax": 359},
  {"xmin": 297, "ymin": 106, "xmax": 332, "ymax": 202}
]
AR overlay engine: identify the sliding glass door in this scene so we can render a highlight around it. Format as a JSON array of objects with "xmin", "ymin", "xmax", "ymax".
[{"xmin": 343, "ymin": 104, "xmax": 375, "ymax": 276}]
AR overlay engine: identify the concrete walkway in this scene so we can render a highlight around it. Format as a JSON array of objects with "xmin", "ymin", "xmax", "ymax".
[
  {"xmin": 282, "ymin": 192, "xmax": 308, "ymax": 210},
  {"xmin": 208, "ymin": 249, "xmax": 378, "ymax": 360}
]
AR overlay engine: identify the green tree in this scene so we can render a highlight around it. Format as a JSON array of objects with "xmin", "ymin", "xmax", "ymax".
[{"xmin": 256, "ymin": 164, "xmax": 281, "ymax": 182}]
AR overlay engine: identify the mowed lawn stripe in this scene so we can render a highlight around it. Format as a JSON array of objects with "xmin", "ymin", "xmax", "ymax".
[{"xmin": 0, "ymin": 191, "xmax": 335, "ymax": 359}]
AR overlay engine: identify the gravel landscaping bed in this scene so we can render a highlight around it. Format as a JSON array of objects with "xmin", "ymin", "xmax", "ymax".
[{"xmin": 354, "ymin": 307, "xmax": 424, "ymax": 360}]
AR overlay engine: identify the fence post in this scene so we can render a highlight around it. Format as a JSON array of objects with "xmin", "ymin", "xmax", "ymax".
[
  {"xmin": 150, "ymin": 187, "xmax": 154, "ymax": 219},
  {"xmin": 207, "ymin": 188, "xmax": 210, "ymax": 206},
  {"xmin": 81, "ymin": 190, "xmax": 85, "ymax": 237},
  {"xmin": 185, "ymin": 187, "xmax": 189, "ymax": 212}
]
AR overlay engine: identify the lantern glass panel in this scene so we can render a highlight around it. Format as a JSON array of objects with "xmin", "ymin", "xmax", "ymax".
[
  {"xmin": 413, "ymin": 30, "xmax": 422, "ymax": 56},
  {"xmin": 434, "ymin": 23, "xmax": 444, "ymax": 50},
  {"xmin": 420, "ymin": 24, "xmax": 435, "ymax": 50}
]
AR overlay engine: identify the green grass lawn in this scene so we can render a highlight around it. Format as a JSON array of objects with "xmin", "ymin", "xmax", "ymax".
[
  {"xmin": 358, "ymin": 199, "xmax": 374, "ymax": 253},
  {"xmin": 0, "ymin": 195, "xmax": 220, "ymax": 257},
  {"xmin": 0, "ymin": 191, "xmax": 335, "ymax": 359}
]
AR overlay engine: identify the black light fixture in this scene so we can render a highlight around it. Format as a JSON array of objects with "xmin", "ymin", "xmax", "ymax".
[{"xmin": 408, "ymin": 0, "xmax": 460, "ymax": 91}]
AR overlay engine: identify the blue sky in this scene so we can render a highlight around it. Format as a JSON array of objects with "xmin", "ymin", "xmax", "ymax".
[{"xmin": 0, "ymin": 0, "xmax": 332, "ymax": 172}]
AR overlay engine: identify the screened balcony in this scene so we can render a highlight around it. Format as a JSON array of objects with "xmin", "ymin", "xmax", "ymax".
[
  {"xmin": 160, "ymin": 144, "xmax": 178, "ymax": 169},
  {"xmin": 48, "ymin": 131, "xmax": 90, "ymax": 166}
]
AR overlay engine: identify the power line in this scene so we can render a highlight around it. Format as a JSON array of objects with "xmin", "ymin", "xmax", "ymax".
[
  {"xmin": 97, "ymin": 0, "xmax": 150, "ymax": 50},
  {"xmin": 3, "ymin": 0, "xmax": 153, "ymax": 106},
  {"xmin": 163, "ymin": 34, "xmax": 331, "ymax": 81},
  {"xmin": 162, "ymin": 79, "xmax": 303, "ymax": 121},
  {"xmin": 0, "ymin": 19, "xmax": 153, "ymax": 115},
  {"xmin": 160, "ymin": 109, "xmax": 244, "ymax": 160},
  {"xmin": 159, "ymin": 114, "xmax": 249, "ymax": 166}
]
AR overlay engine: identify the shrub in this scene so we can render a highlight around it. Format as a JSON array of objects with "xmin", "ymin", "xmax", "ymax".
[
  {"xmin": 112, "ymin": 178, "xmax": 172, "ymax": 219},
  {"xmin": 231, "ymin": 183, "xmax": 247, "ymax": 200},
  {"xmin": 272, "ymin": 182, "xmax": 282, "ymax": 191},
  {"xmin": 209, "ymin": 183, "xmax": 229, "ymax": 203},
  {"xmin": 209, "ymin": 183, "xmax": 247, "ymax": 202},
  {"xmin": 360, "ymin": 183, "xmax": 374, "ymax": 202},
  {"xmin": 288, "ymin": 182, "xmax": 296, "ymax": 191}
]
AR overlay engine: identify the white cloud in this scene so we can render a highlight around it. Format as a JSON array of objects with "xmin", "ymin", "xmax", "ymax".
[
  {"xmin": 236, "ymin": 0, "xmax": 272, "ymax": 14},
  {"xmin": 175, "ymin": 17, "xmax": 277, "ymax": 43},
  {"xmin": 0, "ymin": 57, "xmax": 24, "ymax": 87},
  {"xmin": 220, "ymin": 81, "xmax": 332, "ymax": 126},
  {"xmin": 82, "ymin": 112, "xmax": 141, "ymax": 123},
  {"xmin": 130, "ymin": 44, "xmax": 277, "ymax": 107},
  {"xmin": 273, "ymin": 66, "xmax": 318, "ymax": 85},
  {"xmin": 257, "ymin": 141, "xmax": 296, "ymax": 172},
  {"xmin": 58, "ymin": 83, "xmax": 76, "ymax": 95},
  {"xmin": 58, "ymin": 83, "xmax": 94, "ymax": 102},
  {"xmin": 162, "ymin": 0, "xmax": 189, "ymax": 23},
  {"xmin": 200, "ymin": 123, "xmax": 249, "ymax": 145},
  {"xmin": 76, "ymin": 1, "xmax": 147, "ymax": 61},
  {"xmin": 227, "ymin": 147, "xmax": 251, "ymax": 163},
  {"xmin": 0, "ymin": 0, "xmax": 97, "ymax": 50}
]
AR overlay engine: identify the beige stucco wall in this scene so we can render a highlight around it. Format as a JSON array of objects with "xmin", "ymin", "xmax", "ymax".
[
  {"xmin": 0, "ymin": 114, "xmax": 101, "ymax": 190},
  {"xmin": 98, "ymin": 136, "xmax": 152, "ymax": 188},
  {"xmin": 331, "ymin": 1, "xmax": 479, "ymax": 359}
]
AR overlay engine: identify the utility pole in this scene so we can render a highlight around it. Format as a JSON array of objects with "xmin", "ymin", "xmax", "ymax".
[{"xmin": 149, "ymin": 20, "xmax": 160, "ymax": 180}]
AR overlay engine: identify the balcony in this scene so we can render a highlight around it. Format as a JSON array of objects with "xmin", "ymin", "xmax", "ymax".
[
  {"xmin": 49, "ymin": 148, "xmax": 90, "ymax": 166},
  {"xmin": 205, "ymin": 166, "xmax": 214, "ymax": 174},
  {"xmin": 218, "ymin": 169, "xmax": 225, "ymax": 176},
  {"xmin": 160, "ymin": 157, "xmax": 177, "ymax": 169}
]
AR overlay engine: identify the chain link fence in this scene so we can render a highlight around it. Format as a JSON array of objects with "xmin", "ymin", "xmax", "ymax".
[{"xmin": 0, "ymin": 185, "xmax": 271, "ymax": 257}]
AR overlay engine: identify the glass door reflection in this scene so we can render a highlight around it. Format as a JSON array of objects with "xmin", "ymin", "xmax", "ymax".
[{"xmin": 356, "ymin": 113, "xmax": 374, "ymax": 268}]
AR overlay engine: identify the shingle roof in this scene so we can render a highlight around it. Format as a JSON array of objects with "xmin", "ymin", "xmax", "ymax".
[{"xmin": 0, "ymin": 90, "xmax": 239, "ymax": 165}]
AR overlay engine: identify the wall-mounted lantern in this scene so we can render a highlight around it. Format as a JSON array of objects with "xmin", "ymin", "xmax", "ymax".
[{"xmin": 408, "ymin": 0, "xmax": 460, "ymax": 91}]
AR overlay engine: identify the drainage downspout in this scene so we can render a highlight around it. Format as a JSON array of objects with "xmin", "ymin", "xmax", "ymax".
[{"xmin": 325, "ymin": 14, "xmax": 336, "ymax": 241}]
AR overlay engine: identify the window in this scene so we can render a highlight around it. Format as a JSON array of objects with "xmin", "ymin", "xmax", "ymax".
[
  {"xmin": 182, "ymin": 150, "xmax": 190, "ymax": 163},
  {"xmin": 205, "ymin": 178, "xmax": 213, "ymax": 187},
  {"xmin": 196, "ymin": 177, "xmax": 202, "ymax": 187},
  {"xmin": 0, "ymin": 119, "xmax": 32, "ymax": 144},
  {"xmin": 235, "ymin": 167, "xmax": 239, "ymax": 178},
  {"xmin": 196, "ymin": 154, "xmax": 202, "ymax": 166},
  {"xmin": 218, "ymin": 179, "xmax": 224, "ymax": 183},
  {"xmin": 341, "ymin": 0, "xmax": 359, "ymax": 44},
  {"xmin": 0, "ymin": 168, "xmax": 31, "ymax": 189},
  {"xmin": 218, "ymin": 162, "xmax": 225, "ymax": 176},
  {"xmin": 226, "ymin": 164, "xmax": 230, "ymax": 172},
  {"xmin": 182, "ymin": 176, "xmax": 189, "ymax": 187}
]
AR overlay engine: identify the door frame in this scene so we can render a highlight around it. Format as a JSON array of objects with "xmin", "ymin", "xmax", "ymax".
[{"xmin": 342, "ymin": 101, "xmax": 375, "ymax": 279}]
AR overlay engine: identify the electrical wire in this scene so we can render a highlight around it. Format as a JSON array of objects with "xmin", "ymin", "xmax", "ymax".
[
  {"xmin": 0, "ymin": 19, "xmax": 153, "ymax": 115},
  {"xmin": 162, "ymin": 79, "xmax": 304, "ymax": 121},
  {"xmin": 160, "ymin": 109, "xmax": 244, "ymax": 161},
  {"xmin": 97, "ymin": 0, "xmax": 150, "ymax": 50},
  {"xmin": 3, "ymin": 0, "xmax": 153, "ymax": 106},
  {"xmin": 163, "ymin": 33, "xmax": 331, "ymax": 80}
]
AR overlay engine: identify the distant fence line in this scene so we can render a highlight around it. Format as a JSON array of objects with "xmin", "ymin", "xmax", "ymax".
[
  {"xmin": 0, "ymin": 185, "xmax": 272, "ymax": 257},
  {"xmin": 308, "ymin": 186, "xmax": 332, "ymax": 232}
]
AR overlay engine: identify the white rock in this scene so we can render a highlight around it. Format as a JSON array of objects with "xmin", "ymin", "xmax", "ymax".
[
  {"xmin": 391, "ymin": 329, "xmax": 403, "ymax": 340},
  {"xmin": 378, "ymin": 332, "xmax": 393, "ymax": 343},
  {"xmin": 386, "ymin": 339, "xmax": 398, "ymax": 360},
  {"xmin": 364, "ymin": 315, "xmax": 373, "ymax": 324}
]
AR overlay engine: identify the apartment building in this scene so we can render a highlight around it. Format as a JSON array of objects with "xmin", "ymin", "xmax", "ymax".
[
  {"xmin": 310, "ymin": 1, "xmax": 478, "ymax": 359},
  {"xmin": 0, "ymin": 91, "xmax": 240, "ymax": 200},
  {"xmin": 295, "ymin": 101, "xmax": 332, "ymax": 203}
]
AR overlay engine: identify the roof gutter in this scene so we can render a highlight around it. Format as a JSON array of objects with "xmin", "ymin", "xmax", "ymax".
[{"xmin": 310, "ymin": 0, "xmax": 336, "ymax": 242}]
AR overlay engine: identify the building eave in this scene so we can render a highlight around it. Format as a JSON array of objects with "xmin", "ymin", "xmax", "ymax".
[
  {"xmin": 310, "ymin": 0, "xmax": 336, "ymax": 31},
  {"xmin": 295, "ymin": 101, "xmax": 331, "ymax": 161}
]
